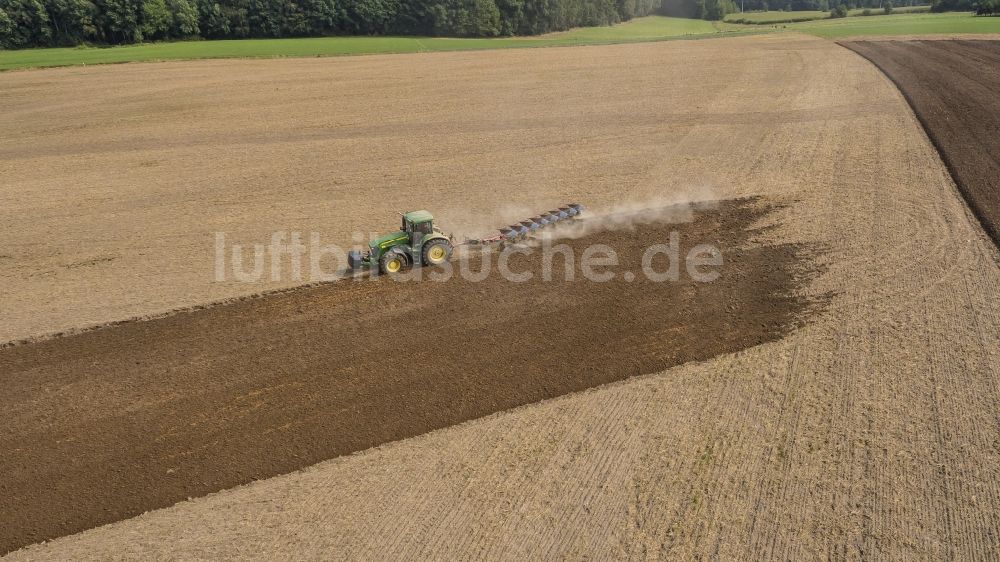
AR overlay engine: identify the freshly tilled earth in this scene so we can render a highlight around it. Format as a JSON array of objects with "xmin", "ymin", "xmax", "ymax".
[{"xmin": 0, "ymin": 199, "xmax": 823, "ymax": 554}]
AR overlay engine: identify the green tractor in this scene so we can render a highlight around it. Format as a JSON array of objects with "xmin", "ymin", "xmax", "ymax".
[{"xmin": 348, "ymin": 210, "xmax": 454, "ymax": 275}]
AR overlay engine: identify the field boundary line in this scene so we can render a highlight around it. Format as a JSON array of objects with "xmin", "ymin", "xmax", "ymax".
[{"xmin": 837, "ymin": 40, "xmax": 1000, "ymax": 249}]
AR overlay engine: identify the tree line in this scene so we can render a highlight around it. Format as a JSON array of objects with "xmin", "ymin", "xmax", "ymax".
[
  {"xmin": 931, "ymin": 0, "xmax": 997, "ymax": 13},
  {"xmin": 661, "ymin": 0, "xmax": 925, "ymax": 20},
  {"xmin": 0, "ymin": 0, "xmax": 660, "ymax": 48}
]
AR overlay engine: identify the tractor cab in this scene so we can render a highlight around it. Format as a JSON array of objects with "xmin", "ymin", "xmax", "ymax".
[{"xmin": 402, "ymin": 210, "xmax": 435, "ymax": 245}]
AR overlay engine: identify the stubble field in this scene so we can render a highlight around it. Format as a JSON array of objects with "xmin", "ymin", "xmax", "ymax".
[{"xmin": 2, "ymin": 33, "xmax": 1000, "ymax": 559}]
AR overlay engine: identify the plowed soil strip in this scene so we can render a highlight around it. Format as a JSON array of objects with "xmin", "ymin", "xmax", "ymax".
[
  {"xmin": 0, "ymin": 198, "xmax": 823, "ymax": 554},
  {"xmin": 841, "ymin": 39, "xmax": 1000, "ymax": 246}
]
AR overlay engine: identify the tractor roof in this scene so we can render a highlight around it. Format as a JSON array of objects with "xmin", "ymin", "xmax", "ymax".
[{"xmin": 404, "ymin": 210, "xmax": 433, "ymax": 223}]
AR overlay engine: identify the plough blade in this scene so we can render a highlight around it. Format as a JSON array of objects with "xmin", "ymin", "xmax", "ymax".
[{"xmin": 470, "ymin": 203, "xmax": 585, "ymax": 245}]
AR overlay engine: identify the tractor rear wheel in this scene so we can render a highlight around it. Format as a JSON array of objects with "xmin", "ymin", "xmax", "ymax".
[
  {"xmin": 422, "ymin": 239, "xmax": 453, "ymax": 267},
  {"xmin": 379, "ymin": 250, "xmax": 409, "ymax": 275}
]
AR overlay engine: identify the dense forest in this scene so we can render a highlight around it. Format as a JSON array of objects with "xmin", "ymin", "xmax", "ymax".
[{"xmin": 0, "ymin": 0, "xmax": 659, "ymax": 48}]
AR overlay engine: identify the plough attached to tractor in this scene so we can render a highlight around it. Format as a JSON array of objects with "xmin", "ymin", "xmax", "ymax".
[{"xmin": 348, "ymin": 203, "xmax": 586, "ymax": 275}]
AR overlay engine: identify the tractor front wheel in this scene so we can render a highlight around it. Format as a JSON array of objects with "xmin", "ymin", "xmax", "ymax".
[
  {"xmin": 422, "ymin": 239, "xmax": 453, "ymax": 267},
  {"xmin": 379, "ymin": 250, "xmax": 409, "ymax": 275}
]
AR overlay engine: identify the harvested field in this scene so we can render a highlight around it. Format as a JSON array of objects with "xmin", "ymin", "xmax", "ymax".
[
  {"xmin": 0, "ymin": 35, "xmax": 807, "ymax": 345},
  {"xmin": 842, "ymin": 39, "xmax": 1000, "ymax": 245},
  {"xmin": 0, "ymin": 199, "xmax": 824, "ymax": 554},
  {"xmin": 3, "ymin": 33, "xmax": 1000, "ymax": 559}
]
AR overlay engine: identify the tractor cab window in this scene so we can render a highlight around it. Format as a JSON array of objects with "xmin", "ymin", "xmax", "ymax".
[
  {"xmin": 413, "ymin": 221, "xmax": 432, "ymax": 235},
  {"xmin": 402, "ymin": 217, "xmax": 410, "ymax": 232}
]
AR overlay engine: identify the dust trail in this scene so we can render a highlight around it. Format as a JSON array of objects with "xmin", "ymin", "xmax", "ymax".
[
  {"xmin": 541, "ymin": 189, "xmax": 720, "ymax": 242},
  {"xmin": 435, "ymin": 184, "xmax": 720, "ymax": 243}
]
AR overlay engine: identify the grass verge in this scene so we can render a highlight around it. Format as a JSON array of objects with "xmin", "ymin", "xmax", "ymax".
[
  {"xmin": 725, "ymin": 5, "xmax": 930, "ymax": 24},
  {"xmin": 0, "ymin": 16, "xmax": 727, "ymax": 71},
  {"xmin": 788, "ymin": 11, "xmax": 1000, "ymax": 37}
]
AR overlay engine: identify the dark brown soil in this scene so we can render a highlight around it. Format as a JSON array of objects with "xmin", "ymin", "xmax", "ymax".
[
  {"xmin": 842, "ymin": 40, "xmax": 1000, "ymax": 246},
  {"xmin": 0, "ymin": 198, "xmax": 824, "ymax": 555}
]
